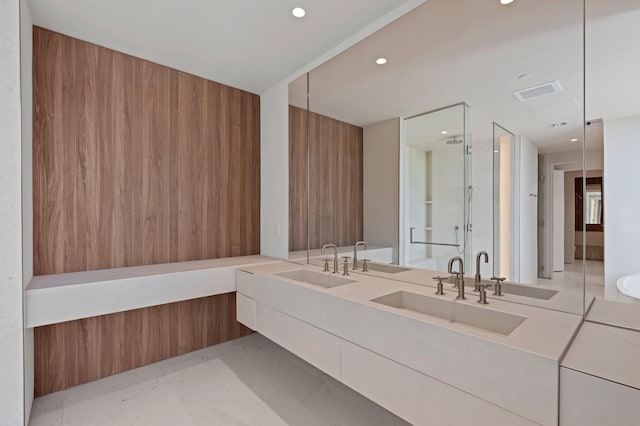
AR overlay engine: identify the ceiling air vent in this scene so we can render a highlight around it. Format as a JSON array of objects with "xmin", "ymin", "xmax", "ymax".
[{"xmin": 513, "ymin": 80, "xmax": 563, "ymax": 102}]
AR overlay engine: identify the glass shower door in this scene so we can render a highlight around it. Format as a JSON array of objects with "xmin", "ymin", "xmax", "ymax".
[{"xmin": 403, "ymin": 103, "xmax": 471, "ymax": 273}]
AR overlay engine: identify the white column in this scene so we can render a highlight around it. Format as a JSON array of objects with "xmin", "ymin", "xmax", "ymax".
[
  {"xmin": 260, "ymin": 81, "xmax": 289, "ymax": 259},
  {"xmin": 604, "ymin": 114, "xmax": 640, "ymax": 290},
  {"xmin": 0, "ymin": 0, "xmax": 26, "ymax": 424}
]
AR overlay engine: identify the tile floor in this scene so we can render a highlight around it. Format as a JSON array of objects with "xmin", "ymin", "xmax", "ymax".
[
  {"xmin": 29, "ymin": 334, "xmax": 409, "ymax": 426},
  {"xmin": 540, "ymin": 259, "xmax": 640, "ymax": 304}
]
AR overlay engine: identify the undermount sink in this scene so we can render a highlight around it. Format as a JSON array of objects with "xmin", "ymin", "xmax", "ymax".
[
  {"xmin": 365, "ymin": 262, "xmax": 412, "ymax": 274},
  {"xmin": 276, "ymin": 270, "xmax": 357, "ymax": 289},
  {"xmin": 371, "ymin": 291, "xmax": 526, "ymax": 336}
]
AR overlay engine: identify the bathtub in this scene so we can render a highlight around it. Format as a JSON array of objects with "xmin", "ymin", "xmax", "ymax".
[{"xmin": 617, "ymin": 275, "xmax": 640, "ymax": 300}]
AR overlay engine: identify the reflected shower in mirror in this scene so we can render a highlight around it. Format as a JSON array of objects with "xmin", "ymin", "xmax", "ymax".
[{"xmin": 404, "ymin": 104, "xmax": 470, "ymax": 273}]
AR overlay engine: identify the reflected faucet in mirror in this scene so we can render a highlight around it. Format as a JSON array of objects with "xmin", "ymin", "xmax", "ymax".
[
  {"xmin": 475, "ymin": 251, "xmax": 489, "ymax": 292},
  {"xmin": 353, "ymin": 241, "xmax": 368, "ymax": 270},
  {"xmin": 321, "ymin": 244, "xmax": 338, "ymax": 274},
  {"xmin": 447, "ymin": 256, "xmax": 466, "ymax": 300}
]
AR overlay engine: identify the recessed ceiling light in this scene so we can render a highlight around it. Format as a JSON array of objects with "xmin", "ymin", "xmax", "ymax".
[
  {"xmin": 500, "ymin": 0, "xmax": 515, "ymax": 4},
  {"xmin": 292, "ymin": 7, "xmax": 306, "ymax": 18},
  {"xmin": 441, "ymin": 130, "xmax": 448, "ymax": 135},
  {"xmin": 376, "ymin": 57, "xmax": 387, "ymax": 65},
  {"xmin": 571, "ymin": 138, "xmax": 579, "ymax": 142}
]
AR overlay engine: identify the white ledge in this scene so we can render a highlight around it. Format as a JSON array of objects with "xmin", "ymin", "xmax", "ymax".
[{"xmin": 25, "ymin": 255, "xmax": 279, "ymax": 328}]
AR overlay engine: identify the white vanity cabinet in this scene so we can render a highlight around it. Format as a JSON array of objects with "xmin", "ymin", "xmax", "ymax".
[
  {"xmin": 340, "ymin": 340, "xmax": 537, "ymax": 425},
  {"xmin": 256, "ymin": 303, "xmax": 341, "ymax": 380},
  {"xmin": 560, "ymin": 368, "xmax": 640, "ymax": 426},
  {"xmin": 237, "ymin": 264, "xmax": 576, "ymax": 425},
  {"xmin": 236, "ymin": 270, "xmax": 257, "ymax": 330},
  {"xmin": 560, "ymin": 322, "xmax": 640, "ymax": 426}
]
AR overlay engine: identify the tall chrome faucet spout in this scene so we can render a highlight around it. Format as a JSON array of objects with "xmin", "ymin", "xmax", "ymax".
[
  {"xmin": 322, "ymin": 244, "xmax": 339, "ymax": 274},
  {"xmin": 475, "ymin": 251, "xmax": 489, "ymax": 291},
  {"xmin": 448, "ymin": 256, "xmax": 466, "ymax": 300},
  {"xmin": 353, "ymin": 241, "xmax": 368, "ymax": 270}
]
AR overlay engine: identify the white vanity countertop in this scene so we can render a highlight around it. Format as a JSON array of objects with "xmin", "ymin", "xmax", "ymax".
[
  {"xmin": 242, "ymin": 262, "xmax": 582, "ymax": 361},
  {"xmin": 586, "ymin": 298, "xmax": 640, "ymax": 330},
  {"xmin": 562, "ymin": 321, "xmax": 640, "ymax": 390},
  {"xmin": 27, "ymin": 255, "xmax": 279, "ymax": 290},
  {"xmin": 25, "ymin": 255, "xmax": 280, "ymax": 327}
]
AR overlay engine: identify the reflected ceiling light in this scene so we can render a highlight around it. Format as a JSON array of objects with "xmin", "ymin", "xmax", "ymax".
[
  {"xmin": 376, "ymin": 57, "xmax": 388, "ymax": 65},
  {"xmin": 441, "ymin": 130, "xmax": 448, "ymax": 135},
  {"xmin": 571, "ymin": 138, "xmax": 579, "ymax": 142},
  {"xmin": 292, "ymin": 7, "xmax": 306, "ymax": 18},
  {"xmin": 500, "ymin": 0, "xmax": 515, "ymax": 4}
]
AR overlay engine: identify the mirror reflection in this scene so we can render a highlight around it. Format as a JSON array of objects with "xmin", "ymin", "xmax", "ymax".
[
  {"xmin": 287, "ymin": 0, "xmax": 624, "ymax": 317},
  {"xmin": 583, "ymin": 0, "xmax": 640, "ymax": 329}
]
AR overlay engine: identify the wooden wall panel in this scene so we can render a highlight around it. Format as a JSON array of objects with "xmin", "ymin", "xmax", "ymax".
[
  {"xmin": 34, "ymin": 293, "xmax": 252, "ymax": 396},
  {"xmin": 33, "ymin": 27, "xmax": 260, "ymax": 275},
  {"xmin": 289, "ymin": 106, "xmax": 363, "ymax": 251}
]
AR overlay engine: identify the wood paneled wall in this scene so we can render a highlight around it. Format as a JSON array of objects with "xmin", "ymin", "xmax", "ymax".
[
  {"xmin": 34, "ymin": 293, "xmax": 252, "ymax": 396},
  {"xmin": 289, "ymin": 106, "xmax": 363, "ymax": 251},
  {"xmin": 33, "ymin": 27, "xmax": 260, "ymax": 275}
]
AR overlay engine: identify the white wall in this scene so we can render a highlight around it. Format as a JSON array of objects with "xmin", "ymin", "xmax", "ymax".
[
  {"xmin": 260, "ymin": 81, "xmax": 289, "ymax": 259},
  {"xmin": 519, "ymin": 136, "xmax": 538, "ymax": 284},
  {"xmin": 0, "ymin": 0, "xmax": 26, "ymax": 423},
  {"xmin": 471, "ymin": 137, "xmax": 493, "ymax": 278},
  {"xmin": 363, "ymin": 119, "xmax": 400, "ymax": 263},
  {"xmin": 429, "ymin": 144, "xmax": 465, "ymax": 271},
  {"xmin": 552, "ymin": 170, "xmax": 565, "ymax": 272},
  {"xmin": 408, "ymin": 146, "xmax": 427, "ymax": 262},
  {"xmin": 604, "ymin": 114, "xmax": 640, "ymax": 289},
  {"xmin": 21, "ymin": 0, "xmax": 34, "ymax": 422}
]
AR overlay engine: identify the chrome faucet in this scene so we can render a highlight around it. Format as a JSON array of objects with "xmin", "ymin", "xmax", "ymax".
[
  {"xmin": 474, "ymin": 251, "xmax": 489, "ymax": 291},
  {"xmin": 353, "ymin": 241, "xmax": 368, "ymax": 270},
  {"xmin": 321, "ymin": 243, "xmax": 338, "ymax": 274},
  {"xmin": 448, "ymin": 256, "xmax": 466, "ymax": 300}
]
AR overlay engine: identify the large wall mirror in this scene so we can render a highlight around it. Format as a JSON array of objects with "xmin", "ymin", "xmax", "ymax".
[
  {"xmin": 583, "ymin": 0, "xmax": 640, "ymax": 330},
  {"xmin": 288, "ymin": 0, "xmax": 640, "ymax": 322}
]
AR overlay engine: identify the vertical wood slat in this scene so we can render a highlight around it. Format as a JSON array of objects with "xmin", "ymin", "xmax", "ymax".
[
  {"xmin": 33, "ymin": 27, "xmax": 260, "ymax": 275},
  {"xmin": 33, "ymin": 293, "xmax": 252, "ymax": 397},
  {"xmin": 288, "ymin": 105, "xmax": 364, "ymax": 251}
]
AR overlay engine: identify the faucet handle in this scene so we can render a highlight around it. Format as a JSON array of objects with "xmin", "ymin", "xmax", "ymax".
[
  {"xmin": 361, "ymin": 259, "xmax": 370, "ymax": 272},
  {"xmin": 476, "ymin": 283, "xmax": 491, "ymax": 305},
  {"xmin": 322, "ymin": 257, "xmax": 332, "ymax": 272},
  {"xmin": 449, "ymin": 273, "xmax": 460, "ymax": 288},
  {"xmin": 490, "ymin": 277, "xmax": 506, "ymax": 296},
  {"xmin": 433, "ymin": 276, "xmax": 447, "ymax": 295},
  {"xmin": 342, "ymin": 258, "xmax": 351, "ymax": 276}
]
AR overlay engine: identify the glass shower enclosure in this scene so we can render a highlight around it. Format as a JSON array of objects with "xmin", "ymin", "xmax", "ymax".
[{"xmin": 402, "ymin": 103, "xmax": 471, "ymax": 273}]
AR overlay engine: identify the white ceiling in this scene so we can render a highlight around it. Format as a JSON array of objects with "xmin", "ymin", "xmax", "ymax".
[
  {"xmin": 28, "ymin": 0, "xmax": 410, "ymax": 94},
  {"xmin": 291, "ymin": 0, "xmax": 640, "ymax": 154}
]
